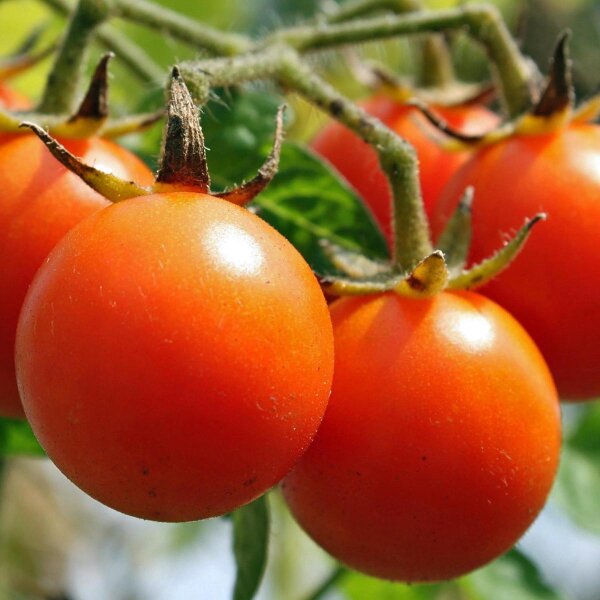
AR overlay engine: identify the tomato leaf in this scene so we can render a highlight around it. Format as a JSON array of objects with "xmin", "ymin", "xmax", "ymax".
[
  {"xmin": 202, "ymin": 88, "xmax": 284, "ymax": 190},
  {"xmin": 550, "ymin": 404, "xmax": 600, "ymax": 535},
  {"xmin": 341, "ymin": 571, "xmax": 454, "ymax": 599},
  {"xmin": 0, "ymin": 418, "xmax": 44, "ymax": 456},
  {"xmin": 232, "ymin": 494, "xmax": 270, "ymax": 600},
  {"xmin": 460, "ymin": 550, "xmax": 560, "ymax": 600},
  {"xmin": 252, "ymin": 143, "xmax": 389, "ymax": 274}
]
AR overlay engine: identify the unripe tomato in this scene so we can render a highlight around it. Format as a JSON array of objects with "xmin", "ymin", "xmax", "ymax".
[
  {"xmin": 16, "ymin": 192, "xmax": 334, "ymax": 522},
  {"xmin": 0, "ymin": 134, "xmax": 153, "ymax": 417},
  {"xmin": 282, "ymin": 291, "xmax": 560, "ymax": 582},
  {"xmin": 434, "ymin": 124, "xmax": 600, "ymax": 400},
  {"xmin": 311, "ymin": 96, "xmax": 498, "ymax": 244}
]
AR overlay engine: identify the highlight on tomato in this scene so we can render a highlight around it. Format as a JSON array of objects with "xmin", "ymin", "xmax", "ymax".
[
  {"xmin": 14, "ymin": 70, "xmax": 334, "ymax": 522},
  {"xmin": 433, "ymin": 35, "xmax": 600, "ymax": 400},
  {"xmin": 283, "ymin": 289, "xmax": 560, "ymax": 582}
]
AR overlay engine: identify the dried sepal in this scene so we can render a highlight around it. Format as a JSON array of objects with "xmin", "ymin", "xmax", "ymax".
[
  {"xmin": 156, "ymin": 66, "xmax": 210, "ymax": 192},
  {"xmin": 215, "ymin": 105, "xmax": 286, "ymax": 206},
  {"xmin": 448, "ymin": 214, "xmax": 546, "ymax": 291},
  {"xmin": 408, "ymin": 99, "xmax": 488, "ymax": 147},
  {"xmin": 51, "ymin": 52, "xmax": 114, "ymax": 138},
  {"xmin": 436, "ymin": 187, "xmax": 474, "ymax": 275},
  {"xmin": 20, "ymin": 121, "xmax": 150, "ymax": 202},
  {"xmin": 320, "ymin": 240, "xmax": 391, "ymax": 279},
  {"xmin": 532, "ymin": 31, "xmax": 574, "ymax": 118},
  {"xmin": 394, "ymin": 251, "xmax": 448, "ymax": 298}
]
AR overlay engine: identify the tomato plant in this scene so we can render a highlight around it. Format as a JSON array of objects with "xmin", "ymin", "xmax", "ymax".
[
  {"xmin": 434, "ymin": 124, "xmax": 600, "ymax": 400},
  {"xmin": 15, "ymin": 191, "xmax": 334, "ymax": 521},
  {"xmin": 311, "ymin": 95, "xmax": 498, "ymax": 244},
  {"xmin": 0, "ymin": 134, "xmax": 153, "ymax": 418},
  {"xmin": 283, "ymin": 291, "xmax": 560, "ymax": 582}
]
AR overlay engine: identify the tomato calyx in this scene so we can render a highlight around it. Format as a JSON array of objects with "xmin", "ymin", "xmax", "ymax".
[
  {"xmin": 1, "ymin": 53, "xmax": 163, "ymax": 138},
  {"xmin": 413, "ymin": 32, "xmax": 598, "ymax": 151},
  {"xmin": 21, "ymin": 66, "xmax": 285, "ymax": 207},
  {"xmin": 321, "ymin": 188, "xmax": 545, "ymax": 300}
]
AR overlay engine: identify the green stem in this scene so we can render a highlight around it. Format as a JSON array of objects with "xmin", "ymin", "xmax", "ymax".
[
  {"xmin": 304, "ymin": 566, "xmax": 348, "ymax": 600},
  {"xmin": 269, "ymin": 4, "xmax": 534, "ymax": 117},
  {"xmin": 110, "ymin": 0, "xmax": 251, "ymax": 57},
  {"xmin": 325, "ymin": 0, "xmax": 454, "ymax": 89},
  {"xmin": 41, "ymin": 0, "xmax": 163, "ymax": 83},
  {"xmin": 325, "ymin": 0, "xmax": 421, "ymax": 23},
  {"xmin": 38, "ymin": 0, "xmax": 111, "ymax": 115},
  {"xmin": 180, "ymin": 48, "xmax": 432, "ymax": 269}
]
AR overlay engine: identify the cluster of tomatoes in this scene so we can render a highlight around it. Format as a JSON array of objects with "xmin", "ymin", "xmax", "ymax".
[{"xmin": 1, "ymin": 44, "xmax": 597, "ymax": 584}]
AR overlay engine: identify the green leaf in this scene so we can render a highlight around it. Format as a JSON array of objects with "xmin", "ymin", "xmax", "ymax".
[
  {"xmin": 460, "ymin": 550, "xmax": 560, "ymax": 600},
  {"xmin": 550, "ymin": 404, "xmax": 600, "ymax": 535},
  {"xmin": 340, "ymin": 571, "xmax": 456, "ymax": 600},
  {"xmin": 0, "ymin": 418, "xmax": 44, "ymax": 456},
  {"xmin": 202, "ymin": 88, "xmax": 284, "ymax": 190},
  {"xmin": 252, "ymin": 143, "xmax": 388, "ymax": 274},
  {"xmin": 232, "ymin": 494, "xmax": 270, "ymax": 600}
]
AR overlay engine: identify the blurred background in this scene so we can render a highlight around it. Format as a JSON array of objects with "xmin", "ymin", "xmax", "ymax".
[{"xmin": 1, "ymin": 0, "xmax": 600, "ymax": 598}]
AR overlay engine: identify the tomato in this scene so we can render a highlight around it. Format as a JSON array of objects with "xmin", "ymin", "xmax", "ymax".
[
  {"xmin": 311, "ymin": 96, "xmax": 498, "ymax": 244},
  {"xmin": 0, "ymin": 82, "xmax": 30, "ymax": 109},
  {"xmin": 434, "ymin": 124, "xmax": 600, "ymax": 400},
  {"xmin": 282, "ymin": 291, "xmax": 560, "ymax": 582},
  {"xmin": 15, "ymin": 192, "xmax": 334, "ymax": 521},
  {"xmin": 0, "ymin": 134, "xmax": 153, "ymax": 418}
]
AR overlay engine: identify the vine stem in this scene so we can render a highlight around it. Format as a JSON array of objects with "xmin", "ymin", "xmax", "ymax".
[
  {"xmin": 180, "ymin": 47, "xmax": 433, "ymax": 270},
  {"xmin": 266, "ymin": 4, "xmax": 534, "ymax": 118},
  {"xmin": 110, "ymin": 0, "xmax": 252, "ymax": 57},
  {"xmin": 325, "ymin": 0, "xmax": 454, "ymax": 89},
  {"xmin": 38, "ymin": 0, "xmax": 111, "ymax": 115},
  {"xmin": 41, "ymin": 0, "xmax": 164, "ymax": 83}
]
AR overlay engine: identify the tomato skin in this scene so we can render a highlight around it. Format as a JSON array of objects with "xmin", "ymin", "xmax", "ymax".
[
  {"xmin": 311, "ymin": 96, "xmax": 498, "ymax": 244},
  {"xmin": 0, "ymin": 134, "xmax": 153, "ymax": 418},
  {"xmin": 282, "ymin": 291, "xmax": 560, "ymax": 582},
  {"xmin": 15, "ymin": 192, "xmax": 334, "ymax": 522},
  {"xmin": 434, "ymin": 125, "xmax": 600, "ymax": 400}
]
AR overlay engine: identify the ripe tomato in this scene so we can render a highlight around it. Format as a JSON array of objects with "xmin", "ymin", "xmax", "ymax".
[
  {"xmin": 0, "ymin": 134, "xmax": 153, "ymax": 418},
  {"xmin": 0, "ymin": 82, "xmax": 30, "ymax": 109},
  {"xmin": 311, "ymin": 96, "xmax": 498, "ymax": 244},
  {"xmin": 15, "ymin": 192, "xmax": 334, "ymax": 522},
  {"xmin": 282, "ymin": 291, "xmax": 560, "ymax": 582},
  {"xmin": 434, "ymin": 124, "xmax": 600, "ymax": 400}
]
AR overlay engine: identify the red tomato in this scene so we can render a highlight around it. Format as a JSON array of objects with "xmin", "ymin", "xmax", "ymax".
[
  {"xmin": 311, "ymin": 96, "xmax": 499, "ymax": 245},
  {"xmin": 15, "ymin": 192, "xmax": 334, "ymax": 521},
  {"xmin": 434, "ymin": 124, "xmax": 600, "ymax": 400},
  {"xmin": 282, "ymin": 291, "xmax": 560, "ymax": 582},
  {"xmin": 0, "ymin": 134, "xmax": 153, "ymax": 418},
  {"xmin": 0, "ymin": 82, "xmax": 30, "ymax": 109}
]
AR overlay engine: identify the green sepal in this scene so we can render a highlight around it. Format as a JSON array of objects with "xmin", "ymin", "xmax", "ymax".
[
  {"xmin": 436, "ymin": 186, "xmax": 474, "ymax": 275},
  {"xmin": 448, "ymin": 214, "xmax": 545, "ymax": 290}
]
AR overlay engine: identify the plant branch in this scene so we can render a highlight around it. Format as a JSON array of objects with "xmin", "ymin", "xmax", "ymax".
[
  {"xmin": 40, "ymin": 0, "xmax": 164, "ymax": 83},
  {"xmin": 110, "ymin": 0, "xmax": 251, "ymax": 57},
  {"xmin": 267, "ymin": 4, "xmax": 534, "ymax": 117},
  {"xmin": 38, "ymin": 0, "xmax": 111, "ymax": 115},
  {"xmin": 180, "ymin": 47, "xmax": 433, "ymax": 269}
]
